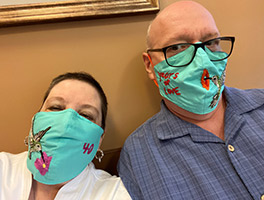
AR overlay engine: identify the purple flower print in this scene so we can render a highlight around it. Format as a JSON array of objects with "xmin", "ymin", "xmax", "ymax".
[{"xmin": 34, "ymin": 152, "xmax": 52, "ymax": 176}]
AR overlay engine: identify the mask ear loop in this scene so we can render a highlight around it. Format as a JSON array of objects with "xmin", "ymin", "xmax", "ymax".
[{"xmin": 147, "ymin": 54, "xmax": 159, "ymax": 87}]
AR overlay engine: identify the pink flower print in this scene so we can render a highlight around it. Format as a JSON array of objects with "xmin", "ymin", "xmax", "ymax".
[{"xmin": 34, "ymin": 152, "xmax": 52, "ymax": 176}]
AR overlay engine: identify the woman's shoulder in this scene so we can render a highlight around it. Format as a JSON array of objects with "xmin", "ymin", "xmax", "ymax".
[
  {"xmin": 88, "ymin": 163, "xmax": 131, "ymax": 199},
  {"xmin": 0, "ymin": 151, "xmax": 28, "ymax": 163},
  {"xmin": 60, "ymin": 162, "xmax": 131, "ymax": 199},
  {"xmin": 0, "ymin": 151, "xmax": 28, "ymax": 173},
  {"xmin": 0, "ymin": 151, "xmax": 30, "ymax": 178},
  {"xmin": 0, "ymin": 151, "xmax": 32, "ymax": 199},
  {"xmin": 88, "ymin": 162, "xmax": 119, "ymax": 181}
]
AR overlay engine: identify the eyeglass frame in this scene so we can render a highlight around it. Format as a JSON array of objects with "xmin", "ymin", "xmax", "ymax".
[{"xmin": 146, "ymin": 36, "xmax": 235, "ymax": 67}]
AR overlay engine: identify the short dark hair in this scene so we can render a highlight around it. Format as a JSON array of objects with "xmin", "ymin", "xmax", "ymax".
[{"xmin": 42, "ymin": 72, "xmax": 108, "ymax": 129}]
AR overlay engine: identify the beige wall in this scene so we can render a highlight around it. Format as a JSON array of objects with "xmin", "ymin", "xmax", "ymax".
[{"xmin": 0, "ymin": 0, "xmax": 263, "ymax": 154}]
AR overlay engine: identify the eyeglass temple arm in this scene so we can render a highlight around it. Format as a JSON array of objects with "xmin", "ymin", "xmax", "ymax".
[{"xmin": 147, "ymin": 48, "xmax": 163, "ymax": 53}]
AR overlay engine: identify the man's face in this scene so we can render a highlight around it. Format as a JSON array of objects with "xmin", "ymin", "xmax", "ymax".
[
  {"xmin": 142, "ymin": 2, "xmax": 225, "ymax": 120},
  {"xmin": 146, "ymin": 2, "xmax": 220, "ymax": 70}
]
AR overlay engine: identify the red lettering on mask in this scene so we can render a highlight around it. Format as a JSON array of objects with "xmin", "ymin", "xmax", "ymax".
[
  {"xmin": 158, "ymin": 72, "xmax": 179, "ymax": 82},
  {"xmin": 158, "ymin": 71, "xmax": 181, "ymax": 96},
  {"xmin": 164, "ymin": 87, "xmax": 168, "ymax": 95},
  {"xmin": 83, "ymin": 143, "xmax": 94, "ymax": 154},
  {"xmin": 164, "ymin": 87, "xmax": 181, "ymax": 96},
  {"xmin": 164, "ymin": 79, "xmax": 170, "ymax": 86},
  {"xmin": 173, "ymin": 72, "xmax": 179, "ymax": 79}
]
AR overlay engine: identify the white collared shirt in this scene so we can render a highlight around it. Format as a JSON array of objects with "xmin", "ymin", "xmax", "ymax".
[{"xmin": 0, "ymin": 152, "xmax": 131, "ymax": 200}]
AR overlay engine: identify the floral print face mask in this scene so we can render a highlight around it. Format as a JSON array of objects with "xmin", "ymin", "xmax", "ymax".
[
  {"xmin": 154, "ymin": 47, "xmax": 227, "ymax": 114},
  {"xmin": 25, "ymin": 108, "xmax": 103, "ymax": 185}
]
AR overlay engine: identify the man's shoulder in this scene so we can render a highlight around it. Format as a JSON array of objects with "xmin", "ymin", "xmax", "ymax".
[
  {"xmin": 130, "ymin": 113, "xmax": 160, "ymax": 136},
  {"xmin": 226, "ymin": 87, "xmax": 264, "ymax": 96},
  {"xmin": 123, "ymin": 111, "xmax": 161, "ymax": 147}
]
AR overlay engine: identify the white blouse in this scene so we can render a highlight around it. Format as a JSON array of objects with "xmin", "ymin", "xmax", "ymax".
[{"xmin": 0, "ymin": 152, "xmax": 131, "ymax": 200}]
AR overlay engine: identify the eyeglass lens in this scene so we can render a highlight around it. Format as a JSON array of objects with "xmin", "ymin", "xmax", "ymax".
[{"xmin": 166, "ymin": 38, "xmax": 233, "ymax": 67}]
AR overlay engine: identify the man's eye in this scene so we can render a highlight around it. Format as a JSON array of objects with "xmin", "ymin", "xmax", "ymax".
[
  {"xmin": 207, "ymin": 41, "xmax": 213, "ymax": 46},
  {"xmin": 170, "ymin": 45, "xmax": 180, "ymax": 51},
  {"xmin": 166, "ymin": 44, "xmax": 190, "ymax": 58},
  {"xmin": 206, "ymin": 40, "xmax": 221, "ymax": 51},
  {"xmin": 206, "ymin": 40, "xmax": 220, "ymax": 46},
  {"xmin": 169, "ymin": 44, "xmax": 189, "ymax": 52}
]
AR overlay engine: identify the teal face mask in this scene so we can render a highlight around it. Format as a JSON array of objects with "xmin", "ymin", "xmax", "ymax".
[
  {"xmin": 154, "ymin": 47, "xmax": 227, "ymax": 114},
  {"xmin": 25, "ymin": 108, "xmax": 104, "ymax": 185}
]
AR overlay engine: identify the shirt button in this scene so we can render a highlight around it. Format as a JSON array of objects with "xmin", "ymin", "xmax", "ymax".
[
  {"xmin": 228, "ymin": 144, "xmax": 235, "ymax": 152},
  {"xmin": 261, "ymin": 194, "xmax": 264, "ymax": 200}
]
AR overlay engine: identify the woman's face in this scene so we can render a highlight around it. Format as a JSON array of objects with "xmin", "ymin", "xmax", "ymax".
[{"xmin": 40, "ymin": 79, "xmax": 102, "ymax": 128}]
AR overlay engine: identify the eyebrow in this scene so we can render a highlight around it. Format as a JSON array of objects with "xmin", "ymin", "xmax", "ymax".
[
  {"xmin": 200, "ymin": 32, "xmax": 220, "ymax": 41},
  {"xmin": 45, "ymin": 97, "xmax": 65, "ymax": 104},
  {"xmin": 167, "ymin": 31, "xmax": 220, "ymax": 45}
]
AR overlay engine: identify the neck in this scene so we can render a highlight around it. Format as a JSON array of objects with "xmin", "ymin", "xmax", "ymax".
[
  {"xmin": 29, "ymin": 178, "xmax": 66, "ymax": 200},
  {"xmin": 164, "ymin": 95, "xmax": 226, "ymax": 140}
]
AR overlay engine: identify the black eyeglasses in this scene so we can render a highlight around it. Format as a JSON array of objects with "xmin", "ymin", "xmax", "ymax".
[{"xmin": 147, "ymin": 36, "xmax": 235, "ymax": 67}]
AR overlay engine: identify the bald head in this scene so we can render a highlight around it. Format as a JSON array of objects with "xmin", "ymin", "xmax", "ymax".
[{"xmin": 147, "ymin": 1, "xmax": 219, "ymax": 48}]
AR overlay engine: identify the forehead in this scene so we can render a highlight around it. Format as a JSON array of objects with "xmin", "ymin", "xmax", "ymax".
[
  {"xmin": 47, "ymin": 79, "xmax": 101, "ymax": 110},
  {"xmin": 149, "ymin": 2, "xmax": 219, "ymax": 47}
]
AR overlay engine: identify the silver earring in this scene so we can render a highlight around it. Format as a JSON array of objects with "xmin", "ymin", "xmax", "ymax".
[{"xmin": 95, "ymin": 149, "xmax": 104, "ymax": 163}]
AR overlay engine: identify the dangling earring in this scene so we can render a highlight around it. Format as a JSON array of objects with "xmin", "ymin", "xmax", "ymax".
[{"xmin": 95, "ymin": 149, "xmax": 104, "ymax": 163}]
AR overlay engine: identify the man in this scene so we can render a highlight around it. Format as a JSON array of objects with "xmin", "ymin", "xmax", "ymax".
[{"xmin": 118, "ymin": 1, "xmax": 264, "ymax": 199}]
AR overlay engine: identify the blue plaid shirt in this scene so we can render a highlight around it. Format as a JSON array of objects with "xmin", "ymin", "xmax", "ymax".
[{"xmin": 118, "ymin": 87, "xmax": 264, "ymax": 200}]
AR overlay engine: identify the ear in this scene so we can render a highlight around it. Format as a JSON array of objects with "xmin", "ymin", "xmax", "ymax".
[
  {"xmin": 99, "ymin": 132, "xmax": 105, "ymax": 148},
  {"xmin": 143, "ymin": 52, "xmax": 156, "ymax": 81}
]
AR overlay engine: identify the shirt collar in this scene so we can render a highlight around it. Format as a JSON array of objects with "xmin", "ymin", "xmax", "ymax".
[
  {"xmin": 156, "ymin": 87, "xmax": 264, "ymax": 142},
  {"xmin": 224, "ymin": 86, "xmax": 264, "ymax": 115},
  {"xmin": 156, "ymin": 101, "xmax": 222, "ymax": 143}
]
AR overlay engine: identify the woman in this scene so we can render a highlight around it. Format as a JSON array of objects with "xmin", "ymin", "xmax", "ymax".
[{"xmin": 0, "ymin": 72, "xmax": 131, "ymax": 200}]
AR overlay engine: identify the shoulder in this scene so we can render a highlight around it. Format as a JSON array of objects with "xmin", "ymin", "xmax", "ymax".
[
  {"xmin": 0, "ymin": 151, "xmax": 27, "ymax": 182},
  {"xmin": 0, "ymin": 152, "xmax": 31, "ymax": 198},
  {"xmin": 0, "ymin": 151, "xmax": 28, "ymax": 168},
  {"xmin": 91, "ymin": 166, "xmax": 131, "ymax": 199},
  {"xmin": 226, "ymin": 87, "xmax": 264, "ymax": 98},
  {"xmin": 90, "ymin": 165, "xmax": 131, "ymax": 199},
  {"xmin": 123, "ymin": 100, "xmax": 181, "ymax": 150},
  {"xmin": 75, "ymin": 162, "xmax": 125, "ymax": 185},
  {"xmin": 126, "ymin": 101, "xmax": 168, "ymax": 143},
  {"xmin": 122, "ymin": 111, "xmax": 161, "ymax": 149},
  {"xmin": 89, "ymin": 162, "xmax": 116, "ymax": 180},
  {"xmin": 76, "ymin": 163, "xmax": 131, "ymax": 199}
]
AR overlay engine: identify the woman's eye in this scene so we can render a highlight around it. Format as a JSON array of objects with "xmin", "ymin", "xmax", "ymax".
[
  {"xmin": 80, "ymin": 113, "xmax": 95, "ymax": 121},
  {"xmin": 47, "ymin": 106, "xmax": 63, "ymax": 111}
]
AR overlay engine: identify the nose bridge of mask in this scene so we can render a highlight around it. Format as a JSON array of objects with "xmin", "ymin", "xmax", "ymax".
[
  {"xmin": 65, "ymin": 108, "xmax": 86, "ymax": 133},
  {"xmin": 33, "ymin": 109, "xmax": 76, "ymax": 138},
  {"xmin": 63, "ymin": 108, "xmax": 75, "ymax": 134},
  {"xmin": 192, "ymin": 43, "xmax": 212, "ymax": 65},
  {"xmin": 54, "ymin": 108, "xmax": 103, "ymax": 138}
]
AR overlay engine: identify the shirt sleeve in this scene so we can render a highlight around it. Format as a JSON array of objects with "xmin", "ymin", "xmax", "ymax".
[{"xmin": 118, "ymin": 146, "xmax": 143, "ymax": 200}]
